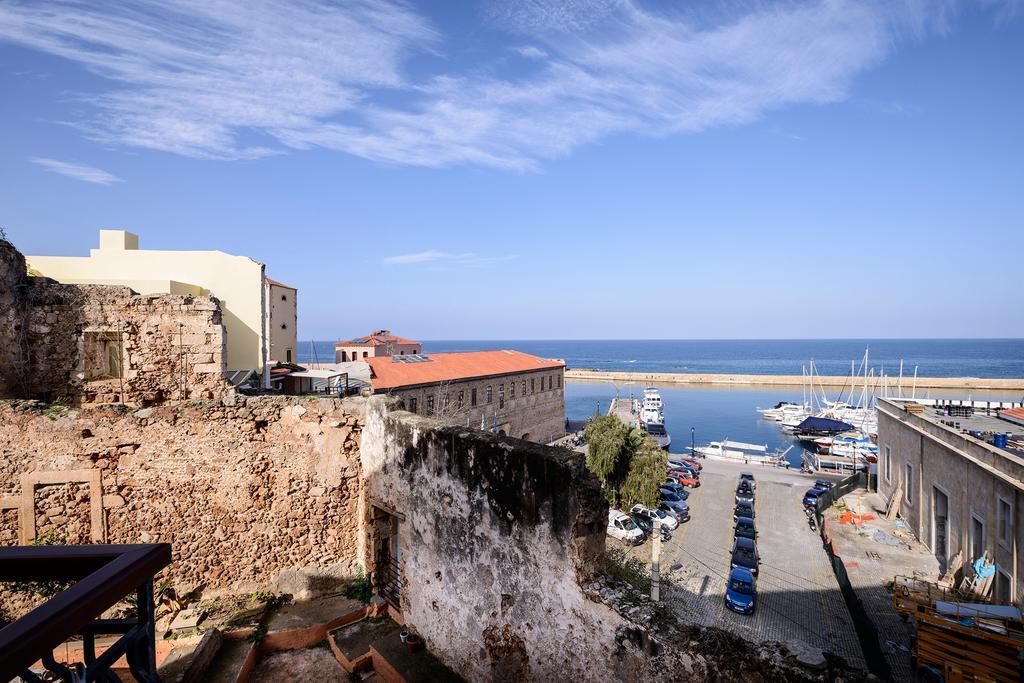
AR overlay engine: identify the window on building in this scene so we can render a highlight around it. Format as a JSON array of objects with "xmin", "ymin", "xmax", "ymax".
[
  {"xmin": 458, "ymin": 390, "xmax": 464, "ymax": 408},
  {"xmin": 971, "ymin": 514, "xmax": 986, "ymax": 563},
  {"xmin": 281, "ymin": 294, "xmax": 287, "ymax": 301},
  {"xmin": 409, "ymin": 397, "xmax": 418, "ymax": 413},
  {"xmin": 286, "ymin": 349, "xmax": 292, "ymax": 363},
  {"xmin": 426, "ymin": 395, "xmax": 434, "ymax": 414},
  {"xmin": 531, "ymin": 378, "xmax": 535, "ymax": 393},
  {"xmin": 471, "ymin": 388, "xmax": 477, "ymax": 406},
  {"xmin": 905, "ymin": 463, "xmax": 913, "ymax": 504},
  {"xmin": 400, "ymin": 350, "xmax": 405, "ymax": 355},
  {"xmin": 84, "ymin": 331, "xmax": 123, "ymax": 380},
  {"xmin": 499, "ymin": 384, "xmax": 505, "ymax": 409},
  {"xmin": 281, "ymin": 323, "xmax": 287, "ymax": 329},
  {"xmin": 995, "ymin": 568, "xmax": 1013, "ymax": 604},
  {"xmin": 486, "ymin": 385, "xmax": 493, "ymax": 404},
  {"xmin": 510, "ymin": 382, "xmax": 515, "ymax": 399},
  {"xmin": 557, "ymin": 374, "xmax": 562, "ymax": 389},
  {"xmin": 522, "ymin": 381, "xmax": 527, "ymax": 397},
  {"xmin": 549, "ymin": 376, "xmax": 553, "ymax": 390},
  {"xmin": 443, "ymin": 393, "xmax": 450, "ymax": 412},
  {"xmin": 884, "ymin": 445, "xmax": 892, "ymax": 483},
  {"xmin": 998, "ymin": 497, "xmax": 1013, "ymax": 548},
  {"xmin": 363, "ymin": 351, "xmax": 368, "ymax": 358}
]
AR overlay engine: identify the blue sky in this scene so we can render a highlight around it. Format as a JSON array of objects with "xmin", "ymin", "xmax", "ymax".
[{"xmin": 1, "ymin": 0, "xmax": 1022, "ymax": 340}]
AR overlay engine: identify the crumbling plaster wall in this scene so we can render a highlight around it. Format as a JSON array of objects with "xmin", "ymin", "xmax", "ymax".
[
  {"xmin": 0, "ymin": 395, "xmax": 367, "ymax": 615},
  {"xmin": 0, "ymin": 238, "xmax": 230, "ymax": 405},
  {"xmin": 359, "ymin": 403, "xmax": 701, "ymax": 682}
]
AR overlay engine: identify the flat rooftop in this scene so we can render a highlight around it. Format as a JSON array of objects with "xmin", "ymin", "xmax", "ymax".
[{"xmin": 915, "ymin": 405, "xmax": 1024, "ymax": 457}]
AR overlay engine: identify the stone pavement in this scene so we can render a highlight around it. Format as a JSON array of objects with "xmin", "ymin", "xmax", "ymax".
[
  {"xmin": 625, "ymin": 459, "xmax": 866, "ymax": 670},
  {"xmin": 824, "ymin": 488, "xmax": 940, "ymax": 682}
]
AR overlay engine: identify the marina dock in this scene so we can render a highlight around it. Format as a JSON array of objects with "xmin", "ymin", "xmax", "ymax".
[
  {"xmin": 566, "ymin": 369, "xmax": 1024, "ymax": 391},
  {"xmin": 608, "ymin": 396, "xmax": 636, "ymax": 425}
]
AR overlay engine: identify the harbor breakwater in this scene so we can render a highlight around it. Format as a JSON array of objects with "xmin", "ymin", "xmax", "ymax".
[{"xmin": 564, "ymin": 368, "xmax": 1024, "ymax": 391}]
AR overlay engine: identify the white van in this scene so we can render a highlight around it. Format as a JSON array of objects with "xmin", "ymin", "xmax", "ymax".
[{"xmin": 607, "ymin": 509, "xmax": 644, "ymax": 545}]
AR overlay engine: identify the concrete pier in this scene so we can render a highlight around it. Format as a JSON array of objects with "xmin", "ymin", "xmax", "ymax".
[{"xmin": 566, "ymin": 368, "xmax": 1024, "ymax": 391}]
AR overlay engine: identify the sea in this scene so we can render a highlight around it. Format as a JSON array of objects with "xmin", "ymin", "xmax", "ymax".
[{"xmin": 297, "ymin": 339, "xmax": 1023, "ymax": 466}]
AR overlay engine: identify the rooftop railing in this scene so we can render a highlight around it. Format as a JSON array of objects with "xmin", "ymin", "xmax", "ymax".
[{"xmin": 0, "ymin": 543, "xmax": 171, "ymax": 682}]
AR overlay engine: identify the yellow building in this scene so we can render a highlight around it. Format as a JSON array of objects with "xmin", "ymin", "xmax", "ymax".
[{"xmin": 27, "ymin": 229, "xmax": 296, "ymax": 372}]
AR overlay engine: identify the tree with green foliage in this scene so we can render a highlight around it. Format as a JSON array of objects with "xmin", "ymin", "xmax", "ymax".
[{"xmin": 583, "ymin": 414, "xmax": 667, "ymax": 509}]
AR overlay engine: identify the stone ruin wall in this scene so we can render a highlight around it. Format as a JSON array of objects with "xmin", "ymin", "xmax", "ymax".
[
  {"xmin": 0, "ymin": 395, "xmax": 367, "ymax": 617},
  {"xmin": 0, "ymin": 237, "xmax": 230, "ymax": 405},
  {"xmin": 360, "ymin": 404, "xmax": 706, "ymax": 682}
]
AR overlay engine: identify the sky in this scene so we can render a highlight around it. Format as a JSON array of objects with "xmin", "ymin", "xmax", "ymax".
[{"xmin": 1, "ymin": 0, "xmax": 1022, "ymax": 341}]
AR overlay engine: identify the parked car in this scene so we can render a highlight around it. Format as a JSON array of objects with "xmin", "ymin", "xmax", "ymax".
[
  {"xmin": 802, "ymin": 487, "xmax": 828, "ymax": 509},
  {"xmin": 629, "ymin": 512, "xmax": 653, "ymax": 540},
  {"xmin": 734, "ymin": 516, "xmax": 757, "ymax": 541},
  {"xmin": 668, "ymin": 464, "xmax": 699, "ymax": 478},
  {"xmin": 730, "ymin": 536, "xmax": 760, "ymax": 576},
  {"xmin": 733, "ymin": 501, "xmax": 755, "ymax": 521},
  {"xmin": 631, "ymin": 504, "xmax": 679, "ymax": 530},
  {"xmin": 667, "ymin": 471, "xmax": 700, "ymax": 487},
  {"xmin": 607, "ymin": 509, "xmax": 644, "ymax": 545},
  {"xmin": 814, "ymin": 479, "xmax": 833, "ymax": 490},
  {"xmin": 660, "ymin": 489, "xmax": 689, "ymax": 506},
  {"xmin": 660, "ymin": 501, "xmax": 690, "ymax": 523},
  {"xmin": 669, "ymin": 457, "xmax": 702, "ymax": 471},
  {"xmin": 724, "ymin": 566, "xmax": 757, "ymax": 615},
  {"xmin": 735, "ymin": 486, "xmax": 755, "ymax": 505},
  {"xmin": 661, "ymin": 481, "xmax": 690, "ymax": 499},
  {"xmin": 739, "ymin": 471, "xmax": 756, "ymax": 489}
]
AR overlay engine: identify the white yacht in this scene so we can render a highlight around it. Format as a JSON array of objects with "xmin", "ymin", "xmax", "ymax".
[
  {"xmin": 695, "ymin": 439, "xmax": 789, "ymax": 465},
  {"xmin": 638, "ymin": 387, "xmax": 671, "ymax": 449}
]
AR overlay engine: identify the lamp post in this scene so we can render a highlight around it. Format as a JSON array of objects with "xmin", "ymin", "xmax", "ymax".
[{"xmin": 691, "ymin": 427, "xmax": 695, "ymax": 458}]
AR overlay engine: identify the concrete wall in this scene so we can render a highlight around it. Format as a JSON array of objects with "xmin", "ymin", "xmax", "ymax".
[
  {"xmin": 382, "ymin": 368, "xmax": 565, "ymax": 444},
  {"xmin": 27, "ymin": 229, "xmax": 268, "ymax": 371},
  {"xmin": 0, "ymin": 396, "xmax": 367, "ymax": 615},
  {"xmin": 359, "ymin": 404, "xmax": 643, "ymax": 681},
  {"xmin": 877, "ymin": 399, "xmax": 1023, "ymax": 603},
  {"xmin": 268, "ymin": 282, "xmax": 297, "ymax": 363}
]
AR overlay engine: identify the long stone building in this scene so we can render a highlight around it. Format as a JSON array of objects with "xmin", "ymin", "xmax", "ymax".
[
  {"xmin": 366, "ymin": 350, "xmax": 566, "ymax": 444},
  {"xmin": 876, "ymin": 397, "xmax": 1022, "ymax": 604}
]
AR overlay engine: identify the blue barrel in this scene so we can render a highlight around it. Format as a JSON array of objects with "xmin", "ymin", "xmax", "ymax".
[{"xmin": 993, "ymin": 433, "xmax": 1008, "ymax": 448}]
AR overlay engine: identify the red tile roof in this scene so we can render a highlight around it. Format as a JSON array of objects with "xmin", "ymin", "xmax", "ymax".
[
  {"xmin": 336, "ymin": 330, "xmax": 419, "ymax": 348},
  {"xmin": 265, "ymin": 278, "xmax": 296, "ymax": 290},
  {"xmin": 999, "ymin": 407, "xmax": 1024, "ymax": 424},
  {"xmin": 367, "ymin": 350, "xmax": 564, "ymax": 390}
]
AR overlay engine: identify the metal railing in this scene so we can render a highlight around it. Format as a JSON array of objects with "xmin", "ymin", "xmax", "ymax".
[
  {"xmin": 375, "ymin": 552, "xmax": 402, "ymax": 610},
  {"xmin": 0, "ymin": 543, "xmax": 171, "ymax": 682}
]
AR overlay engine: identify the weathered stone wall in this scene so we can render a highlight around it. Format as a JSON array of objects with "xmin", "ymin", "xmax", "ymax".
[
  {"xmin": 0, "ymin": 396, "xmax": 367, "ymax": 614},
  {"xmin": 0, "ymin": 239, "xmax": 30, "ymax": 398},
  {"xmin": 359, "ymin": 405, "xmax": 697, "ymax": 682},
  {"xmin": 0, "ymin": 238, "xmax": 230, "ymax": 405}
]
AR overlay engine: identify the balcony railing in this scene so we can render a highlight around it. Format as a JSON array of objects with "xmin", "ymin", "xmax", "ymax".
[{"xmin": 0, "ymin": 543, "xmax": 171, "ymax": 682}]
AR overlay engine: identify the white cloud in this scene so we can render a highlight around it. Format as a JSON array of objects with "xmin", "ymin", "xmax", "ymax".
[
  {"xmin": 383, "ymin": 251, "xmax": 515, "ymax": 267},
  {"xmin": 0, "ymin": 1, "xmax": 1002, "ymax": 169},
  {"xmin": 30, "ymin": 158, "xmax": 123, "ymax": 185}
]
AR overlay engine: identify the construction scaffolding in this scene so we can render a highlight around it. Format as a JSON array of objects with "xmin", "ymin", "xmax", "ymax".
[{"xmin": 893, "ymin": 576, "xmax": 1024, "ymax": 682}]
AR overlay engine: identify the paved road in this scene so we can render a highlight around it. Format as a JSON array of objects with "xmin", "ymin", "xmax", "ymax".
[{"xmin": 625, "ymin": 459, "xmax": 866, "ymax": 669}]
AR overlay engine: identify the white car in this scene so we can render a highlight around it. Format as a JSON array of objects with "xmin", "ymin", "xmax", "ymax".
[
  {"xmin": 630, "ymin": 504, "xmax": 679, "ymax": 530},
  {"xmin": 607, "ymin": 510, "xmax": 644, "ymax": 545}
]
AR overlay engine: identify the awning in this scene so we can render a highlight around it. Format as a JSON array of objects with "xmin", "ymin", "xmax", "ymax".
[{"xmin": 796, "ymin": 416, "xmax": 855, "ymax": 432}]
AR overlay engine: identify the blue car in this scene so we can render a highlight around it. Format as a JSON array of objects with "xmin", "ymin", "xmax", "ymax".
[
  {"xmin": 802, "ymin": 487, "xmax": 828, "ymax": 509},
  {"xmin": 724, "ymin": 567, "xmax": 757, "ymax": 614},
  {"xmin": 660, "ymin": 483, "xmax": 689, "ymax": 500}
]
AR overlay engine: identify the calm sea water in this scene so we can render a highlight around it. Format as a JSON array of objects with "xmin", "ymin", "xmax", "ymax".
[
  {"xmin": 563, "ymin": 381, "xmax": 1021, "ymax": 466},
  {"xmin": 299, "ymin": 339, "xmax": 1024, "ymax": 378},
  {"xmin": 296, "ymin": 338, "xmax": 1022, "ymax": 466}
]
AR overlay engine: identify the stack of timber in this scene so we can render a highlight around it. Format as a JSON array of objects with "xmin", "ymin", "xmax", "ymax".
[{"xmin": 893, "ymin": 575, "xmax": 1024, "ymax": 682}]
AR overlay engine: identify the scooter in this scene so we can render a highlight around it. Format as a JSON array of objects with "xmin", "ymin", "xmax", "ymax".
[{"xmin": 660, "ymin": 526, "xmax": 672, "ymax": 543}]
